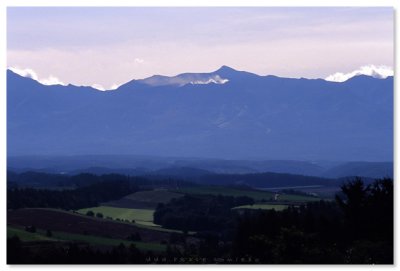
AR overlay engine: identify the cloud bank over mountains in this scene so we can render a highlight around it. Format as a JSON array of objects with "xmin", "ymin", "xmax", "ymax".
[
  {"xmin": 8, "ymin": 67, "xmax": 120, "ymax": 91},
  {"xmin": 325, "ymin": 65, "xmax": 393, "ymax": 82},
  {"xmin": 8, "ymin": 65, "xmax": 393, "ymax": 91},
  {"xmin": 8, "ymin": 67, "xmax": 66, "ymax": 86},
  {"xmin": 190, "ymin": 75, "xmax": 229, "ymax": 85}
]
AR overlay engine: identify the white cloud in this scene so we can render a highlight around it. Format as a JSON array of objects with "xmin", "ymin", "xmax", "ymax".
[
  {"xmin": 109, "ymin": 83, "xmax": 120, "ymax": 90},
  {"xmin": 325, "ymin": 65, "xmax": 394, "ymax": 82},
  {"xmin": 8, "ymin": 66, "xmax": 66, "ymax": 86},
  {"xmin": 91, "ymin": 83, "xmax": 120, "ymax": 91},
  {"xmin": 8, "ymin": 66, "xmax": 120, "ymax": 91},
  {"xmin": 91, "ymin": 84, "xmax": 106, "ymax": 91},
  {"xmin": 8, "ymin": 67, "xmax": 39, "ymax": 81},
  {"xmin": 40, "ymin": 75, "xmax": 66, "ymax": 86},
  {"xmin": 190, "ymin": 75, "xmax": 229, "ymax": 85},
  {"xmin": 134, "ymin": 58, "xmax": 144, "ymax": 64}
]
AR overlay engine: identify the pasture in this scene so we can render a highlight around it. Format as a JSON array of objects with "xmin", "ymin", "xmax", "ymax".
[
  {"xmin": 77, "ymin": 206, "xmax": 156, "ymax": 226},
  {"xmin": 7, "ymin": 226, "xmax": 166, "ymax": 252},
  {"xmin": 7, "ymin": 208, "xmax": 171, "ymax": 243},
  {"xmin": 175, "ymin": 186, "xmax": 319, "ymax": 202},
  {"xmin": 233, "ymin": 204, "xmax": 289, "ymax": 211},
  {"xmin": 175, "ymin": 186, "xmax": 274, "ymax": 200},
  {"xmin": 51, "ymin": 230, "xmax": 166, "ymax": 252},
  {"xmin": 7, "ymin": 226, "xmax": 56, "ymax": 242}
]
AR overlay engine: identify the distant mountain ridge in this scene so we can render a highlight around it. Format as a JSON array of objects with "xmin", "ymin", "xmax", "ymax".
[
  {"xmin": 133, "ymin": 66, "xmax": 235, "ymax": 87},
  {"xmin": 7, "ymin": 155, "xmax": 393, "ymax": 180},
  {"xmin": 9, "ymin": 65, "xmax": 392, "ymax": 90},
  {"xmin": 7, "ymin": 66, "xmax": 393, "ymax": 161}
]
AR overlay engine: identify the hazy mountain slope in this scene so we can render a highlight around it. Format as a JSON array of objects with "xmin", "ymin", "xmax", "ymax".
[{"xmin": 7, "ymin": 66, "xmax": 393, "ymax": 161}]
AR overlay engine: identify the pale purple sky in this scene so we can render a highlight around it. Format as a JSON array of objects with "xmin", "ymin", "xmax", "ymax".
[{"xmin": 7, "ymin": 7, "xmax": 393, "ymax": 89}]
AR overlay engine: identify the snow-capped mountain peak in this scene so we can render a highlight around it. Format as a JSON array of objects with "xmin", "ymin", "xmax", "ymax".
[{"xmin": 325, "ymin": 65, "xmax": 393, "ymax": 82}]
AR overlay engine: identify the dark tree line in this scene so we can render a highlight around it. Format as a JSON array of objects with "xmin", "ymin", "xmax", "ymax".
[
  {"xmin": 231, "ymin": 178, "xmax": 393, "ymax": 264},
  {"xmin": 154, "ymin": 194, "xmax": 254, "ymax": 232},
  {"xmin": 8, "ymin": 171, "xmax": 197, "ymax": 190},
  {"xmin": 336, "ymin": 177, "xmax": 393, "ymax": 242},
  {"xmin": 7, "ymin": 237, "xmax": 149, "ymax": 264},
  {"xmin": 7, "ymin": 171, "xmax": 197, "ymax": 210},
  {"xmin": 7, "ymin": 171, "xmax": 115, "ymax": 189},
  {"xmin": 7, "ymin": 178, "xmax": 138, "ymax": 210},
  {"xmin": 7, "ymin": 171, "xmax": 70, "ymax": 189},
  {"xmin": 153, "ymin": 178, "xmax": 392, "ymax": 264},
  {"xmin": 192, "ymin": 172, "xmax": 341, "ymax": 187}
]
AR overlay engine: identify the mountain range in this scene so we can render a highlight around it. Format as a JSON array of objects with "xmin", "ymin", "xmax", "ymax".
[
  {"xmin": 7, "ymin": 66, "xmax": 393, "ymax": 162},
  {"xmin": 7, "ymin": 155, "xmax": 393, "ymax": 180}
]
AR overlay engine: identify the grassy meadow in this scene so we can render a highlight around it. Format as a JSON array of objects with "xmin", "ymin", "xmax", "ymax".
[{"xmin": 77, "ymin": 206, "xmax": 156, "ymax": 226}]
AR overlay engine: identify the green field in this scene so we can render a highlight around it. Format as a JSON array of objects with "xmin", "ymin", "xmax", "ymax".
[
  {"xmin": 77, "ymin": 206, "xmax": 157, "ymax": 226},
  {"xmin": 32, "ymin": 207, "xmax": 188, "ymax": 234},
  {"xmin": 50, "ymin": 230, "xmax": 166, "ymax": 252},
  {"xmin": 175, "ymin": 186, "xmax": 319, "ymax": 202},
  {"xmin": 175, "ymin": 186, "xmax": 274, "ymax": 200},
  {"xmin": 233, "ymin": 204, "xmax": 289, "ymax": 211},
  {"xmin": 7, "ymin": 227, "xmax": 57, "ymax": 242},
  {"xmin": 7, "ymin": 226, "xmax": 166, "ymax": 252},
  {"xmin": 277, "ymin": 194, "xmax": 320, "ymax": 202}
]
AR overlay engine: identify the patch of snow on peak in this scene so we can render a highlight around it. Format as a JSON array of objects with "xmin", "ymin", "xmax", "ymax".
[
  {"xmin": 91, "ymin": 83, "xmax": 120, "ymax": 91},
  {"xmin": 91, "ymin": 84, "xmax": 106, "ymax": 91},
  {"xmin": 8, "ymin": 66, "xmax": 120, "ymax": 91},
  {"xmin": 325, "ymin": 65, "xmax": 393, "ymax": 82},
  {"xmin": 8, "ymin": 67, "xmax": 66, "ymax": 86},
  {"xmin": 190, "ymin": 75, "xmax": 229, "ymax": 85}
]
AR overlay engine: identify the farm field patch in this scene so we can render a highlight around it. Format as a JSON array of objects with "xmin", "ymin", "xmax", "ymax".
[
  {"xmin": 175, "ymin": 186, "xmax": 319, "ymax": 203},
  {"xmin": 7, "ymin": 226, "xmax": 166, "ymax": 252},
  {"xmin": 7, "ymin": 208, "xmax": 171, "ymax": 243},
  {"xmin": 233, "ymin": 204, "xmax": 289, "ymax": 211},
  {"xmin": 77, "ymin": 206, "xmax": 156, "ymax": 226}
]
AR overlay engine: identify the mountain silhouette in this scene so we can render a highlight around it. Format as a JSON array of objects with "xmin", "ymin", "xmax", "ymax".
[{"xmin": 7, "ymin": 66, "xmax": 393, "ymax": 161}]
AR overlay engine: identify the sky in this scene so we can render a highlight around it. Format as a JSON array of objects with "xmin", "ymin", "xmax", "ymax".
[{"xmin": 7, "ymin": 7, "xmax": 394, "ymax": 90}]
